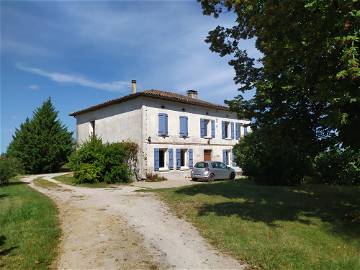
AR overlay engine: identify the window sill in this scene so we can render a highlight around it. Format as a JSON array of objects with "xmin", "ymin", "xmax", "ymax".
[
  {"xmin": 159, "ymin": 168, "xmax": 169, "ymax": 172},
  {"xmin": 180, "ymin": 135, "xmax": 189, "ymax": 139},
  {"xmin": 180, "ymin": 167, "xmax": 190, "ymax": 171},
  {"xmin": 158, "ymin": 134, "xmax": 169, "ymax": 138}
]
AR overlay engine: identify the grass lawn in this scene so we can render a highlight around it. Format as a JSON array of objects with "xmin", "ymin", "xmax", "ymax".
[
  {"xmin": 154, "ymin": 180, "xmax": 360, "ymax": 270},
  {"xmin": 53, "ymin": 173, "xmax": 110, "ymax": 188},
  {"xmin": 33, "ymin": 177, "xmax": 62, "ymax": 189},
  {"xmin": 0, "ymin": 178, "xmax": 60, "ymax": 269}
]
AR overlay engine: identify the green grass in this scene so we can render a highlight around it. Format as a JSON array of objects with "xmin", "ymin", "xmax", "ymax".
[
  {"xmin": 33, "ymin": 178, "xmax": 62, "ymax": 189},
  {"xmin": 153, "ymin": 180, "xmax": 360, "ymax": 270},
  {"xmin": 0, "ymin": 179, "xmax": 60, "ymax": 269},
  {"xmin": 53, "ymin": 173, "xmax": 110, "ymax": 188}
]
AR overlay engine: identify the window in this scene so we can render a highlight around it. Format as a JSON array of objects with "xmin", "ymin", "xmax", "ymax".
[
  {"xmin": 154, "ymin": 148, "xmax": 167, "ymax": 171},
  {"xmin": 180, "ymin": 149, "xmax": 186, "ymax": 167},
  {"xmin": 90, "ymin": 120, "xmax": 95, "ymax": 137},
  {"xmin": 195, "ymin": 162, "xmax": 209, "ymax": 168},
  {"xmin": 158, "ymin": 113, "xmax": 168, "ymax": 136},
  {"xmin": 159, "ymin": 149, "xmax": 165, "ymax": 168},
  {"xmin": 235, "ymin": 123, "xmax": 241, "ymax": 139},
  {"xmin": 244, "ymin": 126, "xmax": 248, "ymax": 136},
  {"xmin": 201, "ymin": 119, "xmax": 215, "ymax": 138},
  {"xmin": 222, "ymin": 150, "xmax": 230, "ymax": 165},
  {"xmin": 222, "ymin": 121, "xmax": 235, "ymax": 139},
  {"xmin": 180, "ymin": 116, "xmax": 188, "ymax": 137}
]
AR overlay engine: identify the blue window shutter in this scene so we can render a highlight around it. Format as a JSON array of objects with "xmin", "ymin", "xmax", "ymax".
[
  {"xmin": 236, "ymin": 123, "xmax": 241, "ymax": 139},
  {"xmin": 185, "ymin": 117, "xmax": 188, "ymax": 136},
  {"xmin": 222, "ymin": 121, "xmax": 226, "ymax": 139},
  {"xmin": 200, "ymin": 119, "xmax": 206, "ymax": 138},
  {"xmin": 180, "ymin": 116, "xmax": 188, "ymax": 137},
  {"xmin": 222, "ymin": 150, "xmax": 227, "ymax": 164},
  {"xmin": 211, "ymin": 120, "xmax": 215, "ymax": 138},
  {"xmin": 154, "ymin": 148, "xmax": 159, "ymax": 171},
  {"xmin": 165, "ymin": 114, "xmax": 168, "ymax": 135},
  {"xmin": 180, "ymin": 117, "xmax": 185, "ymax": 137},
  {"xmin": 176, "ymin": 149, "xmax": 181, "ymax": 169},
  {"xmin": 168, "ymin": 148, "xmax": 174, "ymax": 170},
  {"xmin": 158, "ymin": 114, "xmax": 165, "ymax": 135},
  {"xmin": 188, "ymin": 149, "xmax": 193, "ymax": 168},
  {"xmin": 231, "ymin": 122, "xmax": 235, "ymax": 139}
]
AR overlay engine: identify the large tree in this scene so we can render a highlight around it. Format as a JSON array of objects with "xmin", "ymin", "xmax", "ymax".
[
  {"xmin": 7, "ymin": 98, "xmax": 74, "ymax": 173},
  {"xmin": 199, "ymin": 0, "xmax": 359, "ymax": 183}
]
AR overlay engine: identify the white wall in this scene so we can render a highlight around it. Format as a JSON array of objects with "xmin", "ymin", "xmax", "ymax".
[
  {"xmin": 75, "ymin": 98, "xmax": 143, "ymax": 145},
  {"xmin": 141, "ymin": 97, "xmax": 250, "ymax": 178}
]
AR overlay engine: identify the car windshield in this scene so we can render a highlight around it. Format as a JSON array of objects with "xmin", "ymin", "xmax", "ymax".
[{"xmin": 194, "ymin": 162, "xmax": 208, "ymax": 168}]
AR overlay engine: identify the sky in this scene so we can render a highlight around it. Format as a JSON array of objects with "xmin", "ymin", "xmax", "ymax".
[{"xmin": 0, "ymin": 1, "xmax": 260, "ymax": 153}]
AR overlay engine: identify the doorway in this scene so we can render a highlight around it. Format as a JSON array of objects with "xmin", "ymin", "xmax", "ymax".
[{"xmin": 204, "ymin": 150, "xmax": 212, "ymax": 161}]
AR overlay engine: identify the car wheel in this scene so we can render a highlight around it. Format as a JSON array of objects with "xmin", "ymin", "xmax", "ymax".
[
  {"xmin": 229, "ymin": 172, "xmax": 235, "ymax": 180},
  {"xmin": 208, "ymin": 173, "xmax": 215, "ymax": 182}
]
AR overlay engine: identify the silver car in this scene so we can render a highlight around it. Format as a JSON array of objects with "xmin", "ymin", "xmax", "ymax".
[{"xmin": 191, "ymin": 161, "xmax": 236, "ymax": 181}]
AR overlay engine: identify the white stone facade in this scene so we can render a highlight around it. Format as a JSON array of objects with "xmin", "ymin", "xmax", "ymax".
[{"xmin": 73, "ymin": 94, "xmax": 250, "ymax": 180}]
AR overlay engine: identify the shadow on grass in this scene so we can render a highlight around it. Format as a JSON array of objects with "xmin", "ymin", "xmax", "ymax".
[
  {"xmin": 0, "ymin": 235, "xmax": 17, "ymax": 257},
  {"xmin": 175, "ymin": 180, "xmax": 360, "ymax": 239},
  {"xmin": 2, "ymin": 181, "xmax": 28, "ymax": 186}
]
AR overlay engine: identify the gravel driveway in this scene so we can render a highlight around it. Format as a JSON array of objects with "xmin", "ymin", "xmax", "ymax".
[{"xmin": 22, "ymin": 174, "xmax": 245, "ymax": 269}]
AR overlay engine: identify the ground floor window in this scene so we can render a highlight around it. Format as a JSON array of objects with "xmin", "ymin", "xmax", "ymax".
[
  {"xmin": 159, "ymin": 149, "xmax": 166, "ymax": 168},
  {"xmin": 223, "ymin": 149, "xmax": 230, "ymax": 165},
  {"xmin": 180, "ymin": 149, "xmax": 187, "ymax": 167}
]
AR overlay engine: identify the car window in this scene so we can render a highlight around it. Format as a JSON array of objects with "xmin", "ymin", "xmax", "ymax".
[
  {"xmin": 218, "ymin": 162, "xmax": 227, "ymax": 169},
  {"xmin": 211, "ymin": 162, "xmax": 218, "ymax": 168},
  {"xmin": 195, "ymin": 162, "xmax": 208, "ymax": 168}
]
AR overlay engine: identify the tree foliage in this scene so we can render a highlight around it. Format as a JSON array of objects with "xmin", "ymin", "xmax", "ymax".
[
  {"xmin": 7, "ymin": 98, "xmax": 74, "ymax": 173},
  {"xmin": 200, "ymin": 0, "xmax": 359, "ymax": 184}
]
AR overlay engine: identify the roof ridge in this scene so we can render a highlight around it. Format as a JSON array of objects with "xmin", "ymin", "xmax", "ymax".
[{"xmin": 70, "ymin": 89, "xmax": 229, "ymax": 116}]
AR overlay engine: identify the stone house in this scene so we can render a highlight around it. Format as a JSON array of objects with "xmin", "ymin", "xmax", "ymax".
[{"xmin": 70, "ymin": 80, "xmax": 250, "ymax": 180}]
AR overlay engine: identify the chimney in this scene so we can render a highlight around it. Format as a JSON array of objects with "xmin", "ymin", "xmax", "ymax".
[
  {"xmin": 187, "ymin": 90, "xmax": 198, "ymax": 99},
  {"xmin": 131, "ymin": 80, "xmax": 137, "ymax": 94}
]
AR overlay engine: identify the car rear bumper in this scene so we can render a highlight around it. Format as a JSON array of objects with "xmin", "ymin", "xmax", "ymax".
[{"xmin": 191, "ymin": 174, "xmax": 210, "ymax": 180}]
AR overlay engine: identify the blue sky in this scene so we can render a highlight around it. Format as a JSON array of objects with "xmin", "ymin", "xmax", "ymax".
[{"xmin": 1, "ymin": 1, "xmax": 259, "ymax": 153}]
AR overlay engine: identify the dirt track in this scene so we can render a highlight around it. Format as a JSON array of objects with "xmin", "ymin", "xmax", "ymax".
[{"xmin": 23, "ymin": 174, "xmax": 245, "ymax": 269}]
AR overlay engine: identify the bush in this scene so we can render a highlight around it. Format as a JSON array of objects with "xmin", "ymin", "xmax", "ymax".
[
  {"xmin": 313, "ymin": 146, "xmax": 360, "ymax": 185},
  {"xmin": 0, "ymin": 157, "xmax": 24, "ymax": 185},
  {"xmin": 234, "ymin": 130, "xmax": 311, "ymax": 185},
  {"xmin": 68, "ymin": 137, "xmax": 138, "ymax": 184},
  {"xmin": 146, "ymin": 173, "xmax": 167, "ymax": 182}
]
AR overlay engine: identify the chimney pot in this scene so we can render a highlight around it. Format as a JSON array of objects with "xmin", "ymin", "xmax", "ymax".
[
  {"xmin": 187, "ymin": 89, "xmax": 198, "ymax": 99},
  {"xmin": 131, "ymin": 80, "xmax": 137, "ymax": 94}
]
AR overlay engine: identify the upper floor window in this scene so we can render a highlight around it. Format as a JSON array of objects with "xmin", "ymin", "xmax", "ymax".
[
  {"xmin": 90, "ymin": 120, "xmax": 95, "ymax": 137},
  {"xmin": 179, "ymin": 116, "xmax": 188, "ymax": 137},
  {"xmin": 244, "ymin": 125, "xmax": 249, "ymax": 136},
  {"xmin": 235, "ymin": 123, "xmax": 241, "ymax": 140},
  {"xmin": 158, "ymin": 113, "xmax": 168, "ymax": 136},
  {"xmin": 200, "ymin": 119, "xmax": 215, "ymax": 138},
  {"xmin": 222, "ymin": 121, "xmax": 235, "ymax": 139}
]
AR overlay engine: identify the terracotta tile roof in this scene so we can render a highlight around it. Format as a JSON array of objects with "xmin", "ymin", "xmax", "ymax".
[{"xmin": 69, "ymin": 89, "xmax": 229, "ymax": 116}]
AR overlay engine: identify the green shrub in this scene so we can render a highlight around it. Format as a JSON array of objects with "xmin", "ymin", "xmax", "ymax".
[
  {"xmin": 0, "ymin": 157, "xmax": 24, "ymax": 185},
  {"xmin": 104, "ymin": 164, "xmax": 131, "ymax": 183},
  {"xmin": 313, "ymin": 146, "xmax": 360, "ymax": 185},
  {"xmin": 68, "ymin": 137, "xmax": 138, "ymax": 184}
]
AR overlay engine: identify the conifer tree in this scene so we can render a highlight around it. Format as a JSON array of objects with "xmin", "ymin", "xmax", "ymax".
[{"xmin": 7, "ymin": 98, "xmax": 73, "ymax": 173}]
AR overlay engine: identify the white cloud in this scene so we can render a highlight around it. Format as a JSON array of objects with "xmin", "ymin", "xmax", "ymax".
[
  {"xmin": 29, "ymin": 84, "xmax": 39, "ymax": 90},
  {"xmin": 16, "ymin": 64, "xmax": 130, "ymax": 92}
]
